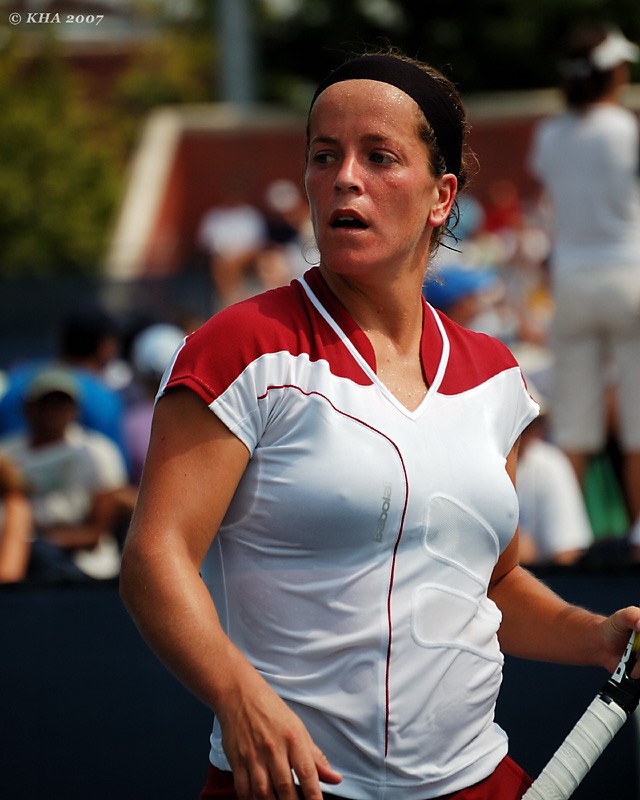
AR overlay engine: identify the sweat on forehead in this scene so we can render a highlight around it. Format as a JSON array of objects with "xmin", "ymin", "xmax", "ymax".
[{"xmin": 309, "ymin": 54, "xmax": 463, "ymax": 178}]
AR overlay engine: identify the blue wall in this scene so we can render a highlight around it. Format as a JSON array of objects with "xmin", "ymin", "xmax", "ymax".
[
  {"xmin": 0, "ymin": 582, "xmax": 212, "ymax": 800},
  {"xmin": 1, "ymin": 568, "xmax": 638, "ymax": 799}
]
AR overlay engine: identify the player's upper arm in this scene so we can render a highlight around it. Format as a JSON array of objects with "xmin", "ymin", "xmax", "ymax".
[{"xmin": 123, "ymin": 387, "xmax": 251, "ymax": 570}]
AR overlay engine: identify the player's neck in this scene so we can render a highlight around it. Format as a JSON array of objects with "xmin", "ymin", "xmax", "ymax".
[{"xmin": 319, "ymin": 265, "xmax": 424, "ymax": 347}]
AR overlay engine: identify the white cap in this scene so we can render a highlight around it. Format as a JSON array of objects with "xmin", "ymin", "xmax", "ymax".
[
  {"xmin": 132, "ymin": 324, "xmax": 185, "ymax": 379},
  {"xmin": 25, "ymin": 367, "xmax": 79, "ymax": 402},
  {"xmin": 590, "ymin": 28, "xmax": 639, "ymax": 70}
]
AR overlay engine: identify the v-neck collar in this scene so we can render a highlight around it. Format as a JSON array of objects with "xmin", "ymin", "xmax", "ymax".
[{"xmin": 299, "ymin": 268, "xmax": 450, "ymax": 418}]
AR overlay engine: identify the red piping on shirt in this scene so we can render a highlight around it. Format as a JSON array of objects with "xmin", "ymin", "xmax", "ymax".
[{"xmin": 258, "ymin": 382, "xmax": 410, "ymax": 760}]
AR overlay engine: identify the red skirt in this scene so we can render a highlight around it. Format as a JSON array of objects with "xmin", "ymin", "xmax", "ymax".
[{"xmin": 199, "ymin": 755, "xmax": 532, "ymax": 799}]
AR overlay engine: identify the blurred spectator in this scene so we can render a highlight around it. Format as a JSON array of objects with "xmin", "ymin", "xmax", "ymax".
[
  {"xmin": 431, "ymin": 194, "xmax": 551, "ymax": 348},
  {"xmin": 528, "ymin": 23, "xmax": 640, "ymax": 542},
  {"xmin": 124, "ymin": 323, "xmax": 186, "ymax": 484},
  {"xmin": 60, "ymin": 302, "xmax": 120, "ymax": 378},
  {"xmin": 0, "ymin": 454, "xmax": 32, "ymax": 583},
  {"xmin": 0, "ymin": 304, "xmax": 129, "ymax": 465},
  {"xmin": 482, "ymin": 178, "xmax": 524, "ymax": 236},
  {"xmin": 197, "ymin": 184, "xmax": 268, "ymax": 309},
  {"xmin": 256, "ymin": 179, "xmax": 315, "ymax": 287},
  {"xmin": 516, "ymin": 386, "xmax": 593, "ymax": 566},
  {"xmin": 0, "ymin": 367, "xmax": 134, "ymax": 581},
  {"xmin": 433, "ymin": 194, "xmax": 487, "ymax": 269},
  {"xmin": 423, "ymin": 264, "xmax": 505, "ymax": 333}
]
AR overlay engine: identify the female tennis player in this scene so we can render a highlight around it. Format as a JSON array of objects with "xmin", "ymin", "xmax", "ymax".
[{"xmin": 119, "ymin": 49, "xmax": 640, "ymax": 800}]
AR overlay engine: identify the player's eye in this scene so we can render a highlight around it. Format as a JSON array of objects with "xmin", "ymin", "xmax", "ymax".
[
  {"xmin": 311, "ymin": 151, "xmax": 337, "ymax": 165},
  {"xmin": 370, "ymin": 151, "xmax": 394, "ymax": 165}
]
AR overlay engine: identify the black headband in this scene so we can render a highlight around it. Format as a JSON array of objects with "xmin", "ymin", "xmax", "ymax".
[{"xmin": 309, "ymin": 55, "xmax": 463, "ymax": 178}]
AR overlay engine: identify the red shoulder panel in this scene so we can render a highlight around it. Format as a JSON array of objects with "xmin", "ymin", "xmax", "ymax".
[
  {"xmin": 427, "ymin": 309, "xmax": 519, "ymax": 395},
  {"xmin": 164, "ymin": 274, "xmax": 373, "ymax": 403}
]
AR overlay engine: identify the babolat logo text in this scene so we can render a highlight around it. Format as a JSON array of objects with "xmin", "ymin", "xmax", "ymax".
[
  {"xmin": 611, "ymin": 633, "xmax": 637, "ymax": 684},
  {"xmin": 374, "ymin": 483, "xmax": 392, "ymax": 541}
]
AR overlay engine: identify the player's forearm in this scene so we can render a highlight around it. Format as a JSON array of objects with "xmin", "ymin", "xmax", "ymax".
[
  {"xmin": 119, "ymin": 542, "xmax": 256, "ymax": 713},
  {"xmin": 489, "ymin": 565, "xmax": 606, "ymax": 666}
]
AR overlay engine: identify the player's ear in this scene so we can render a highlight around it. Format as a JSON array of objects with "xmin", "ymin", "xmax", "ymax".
[{"xmin": 428, "ymin": 174, "xmax": 457, "ymax": 228}]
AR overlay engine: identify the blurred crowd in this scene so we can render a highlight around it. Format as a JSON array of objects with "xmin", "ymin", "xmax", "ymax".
[
  {"xmin": 2, "ymin": 20, "xmax": 640, "ymax": 584},
  {"xmin": 0, "ymin": 304, "xmax": 192, "ymax": 584},
  {"xmin": 197, "ymin": 178, "xmax": 315, "ymax": 309}
]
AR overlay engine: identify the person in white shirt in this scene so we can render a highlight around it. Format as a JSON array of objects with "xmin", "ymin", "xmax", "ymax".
[
  {"xmin": 516, "ymin": 389, "xmax": 593, "ymax": 566},
  {"xmin": 197, "ymin": 186, "xmax": 268, "ymax": 309},
  {"xmin": 0, "ymin": 367, "xmax": 133, "ymax": 580},
  {"xmin": 529, "ymin": 23, "xmax": 640, "ymax": 549}
]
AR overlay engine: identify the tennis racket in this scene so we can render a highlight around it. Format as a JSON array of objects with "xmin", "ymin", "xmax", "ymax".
[{"xmin": 522, "ymin": 626, "xmax": 640, "ymax": 800}]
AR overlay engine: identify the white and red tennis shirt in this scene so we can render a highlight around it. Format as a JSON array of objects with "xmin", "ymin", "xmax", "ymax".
[{"xmin": 160, "ymin": 266, "xmax": 539, "ymax": 799}]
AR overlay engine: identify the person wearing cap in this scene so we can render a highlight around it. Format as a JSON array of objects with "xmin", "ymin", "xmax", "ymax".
[
  {"xmin": 529, "ymin": 23, "xmax": 640, "ymax": 556},
  {"xmin": 0, "ymin": 367, "xmax": 133, "ymax": 581},
  {"xmin": 120, "ymin": 48, "xmax": 640, "ymax": 800},
  {"xmin": 0, "ymin": 304, "xmax": 129, "ymax": 467}
]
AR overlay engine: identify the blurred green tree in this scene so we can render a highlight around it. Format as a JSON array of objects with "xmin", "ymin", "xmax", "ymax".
[{"xmin": 0, "ymin": 35, "xmax": 121, "ymax": 277}]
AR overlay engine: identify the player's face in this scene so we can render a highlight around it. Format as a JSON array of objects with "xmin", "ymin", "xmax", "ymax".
[{"xmin": 305, "ymin": 79, "xmax": 456, "ymax": 281}]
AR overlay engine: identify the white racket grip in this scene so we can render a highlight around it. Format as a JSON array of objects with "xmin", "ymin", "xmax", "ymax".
[{"xmin": 522, "ymin": 695, "xmax": 627, "ymax": 800}]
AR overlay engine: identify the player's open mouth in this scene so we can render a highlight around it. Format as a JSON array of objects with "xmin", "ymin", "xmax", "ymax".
[{"xmin": 330, "ymin": 212, "xmax": 368, "ymax": 229}]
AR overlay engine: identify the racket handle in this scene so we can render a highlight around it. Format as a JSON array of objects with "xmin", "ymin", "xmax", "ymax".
[{"xmin": 522, "ymin": 695, "xmax": 627, "ymax": 800}]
